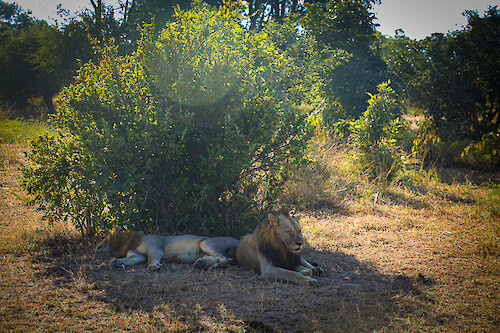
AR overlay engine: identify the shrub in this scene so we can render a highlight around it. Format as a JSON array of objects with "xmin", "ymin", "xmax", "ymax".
[
  {"xmin": 462, "ymin": 129, "xmax": 500, "ymax": 171},
  {"xmin": 22, "ymin": 134, "xmax": 108, "ymax": 235},
  {"xmin": 21, "ymin": 2, "xmax": 312, "ymax": 236},
  {"xmin": 349, "ymin": 81, "xmax": 407, "ymax": 183}
]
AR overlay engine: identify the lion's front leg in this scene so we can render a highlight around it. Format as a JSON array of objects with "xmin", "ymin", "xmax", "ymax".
[
  {"xmin": 110, "ymin": 251, "xmax": 147, "ymax": 268},
  {"xmin": 261, "ymin": 265, "xmax": 318, "ymax": 286},
  {"xmin": 297, "ymin": 256, "xmax": 324, "ymax": 277},
  {"xmin": 258, "ymin": 254, "xmax": 317, "ymax": 286}
]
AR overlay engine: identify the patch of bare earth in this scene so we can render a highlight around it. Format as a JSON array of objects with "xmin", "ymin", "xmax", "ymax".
[{"xmin": 1, "ymin": 144, "xmax": 499, "ymax": 332}]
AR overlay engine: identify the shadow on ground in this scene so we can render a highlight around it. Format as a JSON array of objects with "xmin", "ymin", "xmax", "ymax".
[
  {"xmin": 29, "ymin": 234, "xmax": 425, "ymax": 332},
  {"xmin": 438, "ymin": 167, "xmax": 500, "ymax": 186}
]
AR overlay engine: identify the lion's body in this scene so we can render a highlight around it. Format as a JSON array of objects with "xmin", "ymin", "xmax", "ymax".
[
  {"xmin": 95, "ymin": 227, "xmax": 239, "ymax": 270},
  {"xmin": 236, "ymin": 209, "xmax": 322, "ymax": 285}
]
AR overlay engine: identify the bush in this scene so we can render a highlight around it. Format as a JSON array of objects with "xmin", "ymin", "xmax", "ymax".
[
  {"xmin": 349, "ymin": 81, "xmax": 407, "ymax": 183},
  {"xmin": 462, "ymin": 129, "xmax": 500, "ymax": 171},
  {"xmin": 413, "ymin": 122, "xmax": 499, "ymax": 170},
  {"xmin": 21, "ymin": 2, "xmax": 312, "ymax": 236}
]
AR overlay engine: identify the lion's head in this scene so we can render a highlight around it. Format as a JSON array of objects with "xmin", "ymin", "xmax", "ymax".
[
  {"xmin": 94, "ymin": 226, "xmax": 143, "ymax": 258},
  {"xmin": 255, "ymin": 208, "xmax": 305, "ymax": 270}
]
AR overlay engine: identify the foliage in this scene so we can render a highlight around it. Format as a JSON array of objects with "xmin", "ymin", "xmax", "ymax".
[
  {"xmin": 384, "ymin": 7, "xmax": 499, "ymax": 142},
  {"xmin": 0, "ymin": 1, "xmax": 31, "ymax": 28},
  {"xmin": 462, "ymin": 129, "xmax": 500, "ymax": 171},
  {"xmin": 265, "ymin": 15, "xmax": 349, "ymax": 128},
  {"xmin": 0, "ymin": 1, "xmax": 93, "ymax": 117},
  {"xmin": 22, "ymin": 134, "xmax": 108, "ymax": 236},
  {"xmin": 123, "ymin": 0, "xmax": 193, "ymax": 41},
  {"xmin": 459, "ymin": 7, "xmax": 500, "ymax": 137},
  {"xmin": 376, "ymin": 29, "xmax": 424, "ymax": 98},
  {"xmin": 349, "ymin": 81, "xmax": 407, "ymax": 182},
  {"xmin": 22, "ymin": 2, "xmax": 312, "ymax": 236},
  {"xmin": 304, "ymin": 0, "xmax": 387, "ymax": 121},
  {"xmin": 411, "ymin": 118, "xmax": 441, "ymax": 165}
]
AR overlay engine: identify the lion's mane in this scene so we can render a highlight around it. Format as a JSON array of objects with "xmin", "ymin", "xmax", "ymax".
[
  {"xmin": 254, "ymin": 208, "xmax": 301, "ymax": 271},
  {"xmin": 107, "ymin": 228, "xmax": 144, "ymax": 258}
]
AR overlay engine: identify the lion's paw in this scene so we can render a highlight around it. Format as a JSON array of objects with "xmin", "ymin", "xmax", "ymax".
[
  {"xmin": 306, "ymin": 277, "xmax": 318, "ymax": 286},
  {"xmin": 298, "ymin": 269, "xmax": 313, "ymax": 277},
  {"xmin": 312, "ymin": 267, "xmax": 324, "ymax": 276},
  {"xmin": 193, "ymin": 259, "xmax": 207, "ymax": 270},
  {"xmin": 110, "ymin": 258, "xmax": 125, "ymax": 269},
  {"xmin": 148, "ymin": 263, "xmax": 163, "ymax": 271}
]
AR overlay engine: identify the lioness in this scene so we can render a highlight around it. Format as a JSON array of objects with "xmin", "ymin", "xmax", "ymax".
[
  {"xmin": 95, "ymin": 226, "xmax": 239, "ymax": 271},
  {"xmin": 236, "ymin": 209, "xmax": 323, "ymax": 285}
]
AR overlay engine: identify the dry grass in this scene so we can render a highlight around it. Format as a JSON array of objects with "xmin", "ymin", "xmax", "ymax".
[{"xmin": 1, "ymin": 144, "xmax": 499, "ymax": 332}]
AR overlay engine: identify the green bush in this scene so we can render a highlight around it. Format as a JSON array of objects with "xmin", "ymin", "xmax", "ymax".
[
  {"xmin": 22, "ymin": 134, "xmax": 108, "ymax": 235},
  {"xmin": 349, "ymin": 81, "xmax": 407, "ymax": 183},
  {"xmin": 21, "ymin": 2, "xmax": 312, "ymax": 236},
  {"xmin": 462, "ymin": 129, "xmax": 500, "ymax": 171}
]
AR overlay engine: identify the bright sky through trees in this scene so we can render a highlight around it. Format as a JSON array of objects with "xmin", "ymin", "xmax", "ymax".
[
  {"xmin": 4, "ymin": 0, "xmax": 500, "ymax": 39},
  {"xmin": 373, "ymin": 0, "xmax": 498, "ymax": 39}
]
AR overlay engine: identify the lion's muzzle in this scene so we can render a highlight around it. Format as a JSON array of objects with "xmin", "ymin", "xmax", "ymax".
[{"xmin": 290, "ymin": 241, "xmax": 304, "ymax": 253}]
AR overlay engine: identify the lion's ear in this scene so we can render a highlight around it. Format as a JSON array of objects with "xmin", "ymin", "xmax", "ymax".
[
  {"xmin": 279, "ymin": 208, "xmax": 291, "ymax": 217},
  {"xmin": 268, "ymin": 213, "xmax": 281, "ymax": 227},
  {"xmin": 110, "ymin": 226, "xmax": 123, "ymax": 235}
]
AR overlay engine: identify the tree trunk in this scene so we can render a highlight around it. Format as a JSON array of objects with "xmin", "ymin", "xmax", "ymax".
[
  {"xmin": 90, "ymin": 0, "xmax": 103, "ymax": 42},
  {"xmin": 42, "ymin": 93, "xmax": 56, "ymax": 114},
  {"xmin": 273, "ymin": 0, "xmax": 280, "ymax": 23},
  {"xmin": 249, "ymin": 0, "xmax": 257, "ymax": 30}
]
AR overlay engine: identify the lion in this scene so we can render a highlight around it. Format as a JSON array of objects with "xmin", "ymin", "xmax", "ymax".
[
  {"xmin": 236, "ymin": 208, "xmax": 323, "ymax": 285},
  {"xmin": 95, "ymin": 226, "xmax": 239, "ymax": 271}
]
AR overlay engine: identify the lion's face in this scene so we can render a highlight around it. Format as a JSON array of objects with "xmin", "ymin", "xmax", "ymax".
[{"xmin": 269, "ymin": 211, "xmax": 305, "ymax": 254}]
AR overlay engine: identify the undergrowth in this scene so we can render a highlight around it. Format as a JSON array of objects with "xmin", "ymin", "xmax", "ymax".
[
  {"xmin": 0, "ymin": 117, "xmax": 52, "ymax": 166},
  {"xmin": 478, "ymin": 183, "xmax": 500, "ymax": 257},
  {"xmin": 283, "ymin": 135, "xmax": 500, "ymax": 256},
  {"xmin": 0, "ymin": 118, "xmax": 52, "ymax": 144},
  {"xmin": 282, "ymin": 136, "xmax": 438, "ymax": 211}
]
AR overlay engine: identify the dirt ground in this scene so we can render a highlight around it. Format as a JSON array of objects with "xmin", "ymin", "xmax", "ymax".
[{"xmin": 1, "ymin": 144, "xmax": 499, "ymax": 332}]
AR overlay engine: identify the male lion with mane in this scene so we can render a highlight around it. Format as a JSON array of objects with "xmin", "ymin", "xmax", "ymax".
[
  {"xmin": 95, "ymin": 226, "xmax": 239, "ymax": 271},
  {"xmin": 236, "ymin": 208, "xmax": 323, "ymax": 285}
]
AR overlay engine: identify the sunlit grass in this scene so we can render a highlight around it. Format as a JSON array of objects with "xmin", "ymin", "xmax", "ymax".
[
  {"xmin": 0, "ymin": 118, "xmax": 53, "ymax": 144},
  {"xmin": 283, "ymin": 136, "xmax": 500, "ymax": 258}
]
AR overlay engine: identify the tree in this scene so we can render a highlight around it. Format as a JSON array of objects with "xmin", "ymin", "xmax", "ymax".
[
  {"xmin": 376, "ymin": 29, "xmax": 424, "ymax": 99},
  {"xmin": 22, "ymin": 1, "xmax": 313, "ymax": 236},
  {"xmin": 304, "ymin": 0, "xmax": 387, "ymax": 122},
  {"xmin": 0, "ymin": 2, "xmax": 61, "ymax": 115},
  {"xmin": 391, "ymin": 7, "xmax": 500, "ymax": 141},
  {"xmin": 459, "ymin": 7, "xmax": 500, "ymax": 136},
  {"xmin": 0, "ymin": 1, "xmax": 31, "ymax": 28},
  {"xmin": 0, "ymin": 1, "xmax": 94, "ymax": 116},
  {"xmin": 245, "ymin": 0, "xmax": 304, "ymax": 30}
]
